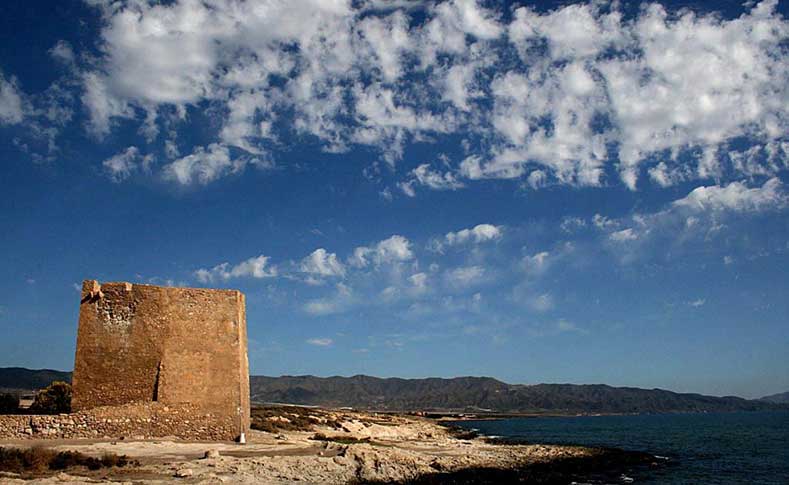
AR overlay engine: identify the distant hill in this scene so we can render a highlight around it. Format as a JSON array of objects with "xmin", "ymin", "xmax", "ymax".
[
  {"xmin": 760, "ymin": 391, "xmax": 789, "ymax": 404},
  {"xmin": 1, "ymin": 368, "xmax": 784, "ymax": 414},
  {"xmin": 250, "ymin": 375, "xmax": 786, "ymax": 414},
  {"xmin": 0, "ymin": 367, "xmax": 71, "ymax": 392}
]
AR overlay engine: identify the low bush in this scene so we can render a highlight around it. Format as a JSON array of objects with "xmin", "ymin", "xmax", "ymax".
[
  {"xmin": 0, "ymin": 393, "xmax": 19, "ymax": 414},
  {"xmin": 311, "ymin": 432, "xmax": 370, "ymax": 444},
  {"xmin": 29, "ymin": 382, "xmax": 71, "ymax": 415},
  {"xmin": 0, "ymin": 446, "xmax": 135, "ymax": 477}
]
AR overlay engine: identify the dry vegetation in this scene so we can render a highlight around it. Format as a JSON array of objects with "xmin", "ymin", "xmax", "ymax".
[
  {"xmin": 0, "ymin": 382, "xmax": 72, "ymax": 416},
  {"xmin": 250, "ymin": 405, "xmax": 347, "ymax": 433},
  {"xmin": 310, "ymin": 432, "xmax": 371, "ymax": 445},
  {"xmin": 0, "ymin": 446, "xmax": 136, "ymax": 478}
]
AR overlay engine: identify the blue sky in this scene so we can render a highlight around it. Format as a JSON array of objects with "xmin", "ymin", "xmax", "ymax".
[{"xmin": 0, "ymin": 0, "xmax": 787, "ymax": 398}]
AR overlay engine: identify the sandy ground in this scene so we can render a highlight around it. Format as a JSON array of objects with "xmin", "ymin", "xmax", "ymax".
[{"xmin": 0, "ymin": 409, "xmax": 597, "ymax": 484}]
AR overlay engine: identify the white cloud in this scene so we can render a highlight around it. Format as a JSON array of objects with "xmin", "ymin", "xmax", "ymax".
[
  {"xmin": 219, "ymin": 90, "xmax": 274, "ymax": 154},
  {"xmin": 390, "ymin": 272, "xmax": 431, "ymax": 298},
  {"xmin": 350, "ymin": 235, "xmax": 414, "ymax": 267},
  {"xmin": 525, "ymin": 170, "xmax": 548, "ymax": 190},
  {"xmin": 162, "ymin": 143, "xmax": 248, "ymax": 185},
  {"xmin": 102, "ymin": 146, "xmax": 154, "ymax": 182},
  {"xmin": 304, "ymin": 283, "xmax": 353, "ymax": 315},
  {"xmin": 0, "ymin": 71, "xmax": 25, "ymax": 125},
  {"xmin": 81, "ymin": 73, "xmax": 132, "ymax": 137},
  {"xmin": 602, "ymin": 1, "xmax": 787, "ymax": 188},
  {"xmin": 727, "ymin": 142, "xmax": 789, "ymax": 179},
  {"xmin": 521, "ymin": 251, "xmax": 550, "ymax": 274},
  {"xmin": 409, "ymin": 272, "xmax": 428, "ymax": 290},
  {"xmin": 306, "ymin": 338, "xmax": 334, "ymax": 346},
  {"xmin": 49, "ymin": 40, "xmax": 76, "ymax": 65},
  {"xmin": 164, "ymin": 139, "xmax": 180, "ymax": 159},
  {"xmin": 418, "ymin": 0, "xmax": 502, "ymax": 66},
  {"xmin": 556, "ymin": 319, "xmax": 585, "ymax": 334},
  {"xmin": 648, "ymin": 162, "xmax": 689, "ymax": 188},
  {"xmin": 380, "ymin": 285, "xmax": 399, "ymax": 301},
  {"xmin": 304, "ymin": 300, "xmax": 339, "ymax": 316},
  {"xmin": 399, "ymin": 163, "xmax": 465, "ymax": 196},
  {"xmin": 445, "ymin": 265, "xmax": 485, "ymax": 287},
  {"xmin": 423, "ymin": 1, "xmax": 786, "ymax": 192},
  {"xmin": 21, "ymin": 0, "xmax": 780, "ymax": 192},
  {"xmin": 351, "ymin": 83, "xmax": 454, "ymax": 163},
  {"xmin": 689, "ymin": 299, "xmax": 706, "ymax": 307},
  {"xmin": 590, "ymin": 178, "xmax": 788, "ymax": 263},
  {"xmin": 195, "ymin": 255, "xmax": 277, "ymax": 283},
  {"xmin": 673, "ymin": 178, "xmax": 787, "ymax": 213},
  {"xmin": 358, "ymin": 10, "xmax": 412, "ymax": 82},
  {"xmin": 231, "ymin": 255, "xmax": 277, "ymax": 279},
  {"xmin": 440, "ymin": 0, "xmax": 502, "ymax": 40},
  {"xmin": 80, "ymin": 0, "xmax": 360, "ymax": 147},
  {"xmin": 560, "ymin": 216, "xmax": 587, "ymax": 233},
  {"xmin": 445, "ymin": 223, "xmax": 502, "ymax": 246},
  {"xmin": 609, "ymin": 228, "xmax": 638, "ymax": 242},
  {"xmin": 380, "ymin": 187, "xmax": 394, "ymax": 201},
  {"xmin": 528, "ymin": 293, "xmax": 554, "ymax": 313},
  {"xmin": 528, "ymin": 318, "xmax": 588, "ymax": 337},
  {"xmin": 443, "ymin": 63, "xmax": 476, "ymax": 111},
  {"xmin": 300, "ymin": 248, "xmax": 346, "ymax": 278},
  {"xmin": 592, "ymin": 214, "xmax": 618, "ymax": 230},
  {"xmin": 509, "ymin": 3, "xmax": 626, "ymax": 61},
  {"xmin": 471, "ymin": 58, "xmax": 610, "ymax": 186},
  {"xmin": 432, "ymin": 223, "xmax": 503, "ymax": 252}
]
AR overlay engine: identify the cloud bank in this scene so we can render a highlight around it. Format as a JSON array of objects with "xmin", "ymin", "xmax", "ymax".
[{"xmin": 11, "ymin": 0, "xmax": 782, "ymax": 190}]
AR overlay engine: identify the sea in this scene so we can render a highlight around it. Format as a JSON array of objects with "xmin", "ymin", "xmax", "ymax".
[{"xmin": 450, "ymin": 411, "xmax": 789, "ymax": 484}]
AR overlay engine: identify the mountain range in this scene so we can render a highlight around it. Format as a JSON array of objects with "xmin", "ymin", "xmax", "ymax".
[
  {"xmin": 1, "ymin": 368, "xmax": 785, "ymax": 414},
  {"xmin": 248, "ymin": 375, "xmax": 786, "ymax": 414},
  {"xmin": 0, "ymin": 367, "xmax": 71, "ymax": 392},
  {"xmin": 759, "ymin": 391, "xmax": 789, "ymax": 404}
]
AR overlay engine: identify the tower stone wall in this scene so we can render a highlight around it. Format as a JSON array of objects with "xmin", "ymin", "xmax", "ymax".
[{"xmin": 71, "ymin": 280, "xmax": 250, "ymax": 441}]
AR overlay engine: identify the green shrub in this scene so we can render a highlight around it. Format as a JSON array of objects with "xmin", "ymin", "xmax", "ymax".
[
  {"xmin": 29, "ymin": 382, "xmax": 71, "ymax": 415},
  {"xmin": 0, "ymin": 393, "xmax": 19, "ymax": 414}
]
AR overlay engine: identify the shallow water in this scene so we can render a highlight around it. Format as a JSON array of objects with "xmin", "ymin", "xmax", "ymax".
[{"xmin": 451, "ymin": 411, "xmax": 789, "ymax": 484}]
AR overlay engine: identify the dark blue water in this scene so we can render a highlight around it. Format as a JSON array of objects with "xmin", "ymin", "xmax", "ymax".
[{"xmin": 451, "ymin": 411, "xmax": 789, "ymax": 484}]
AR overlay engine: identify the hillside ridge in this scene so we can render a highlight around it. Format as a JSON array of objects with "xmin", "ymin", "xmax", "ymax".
[
  {"xmin": 760, "ymin": 391, "xmax": 789, "ymax": 404},
  {"xmin": 248, "ymin": 374, "xmax": 784, "ymax": 414},
  {"xmin": 1, "ymin": 368, "xmax": 784, "ymax": 414}
]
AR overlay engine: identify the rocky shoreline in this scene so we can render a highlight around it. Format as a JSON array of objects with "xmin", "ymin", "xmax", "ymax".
[
  {"xmin": 359, "ymin": 447, "xmax": 662, "ymax": 484},
  {"xmin": 0, "ymin": 407, "xmax": 664, "ymax": 484}
]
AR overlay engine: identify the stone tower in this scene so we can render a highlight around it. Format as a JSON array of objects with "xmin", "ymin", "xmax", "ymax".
[{"xmin": 71, "ymin": 280, "xmax": 250, "ymax": 440}]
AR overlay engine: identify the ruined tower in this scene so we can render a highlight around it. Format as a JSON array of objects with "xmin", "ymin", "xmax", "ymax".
[{"xmin": 71, "ymin": 280, "xmax": 250, "ymax": 440}]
